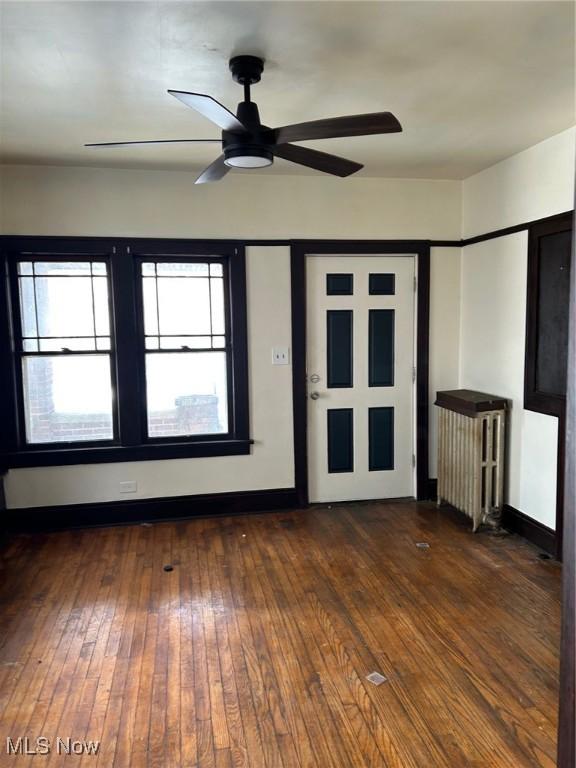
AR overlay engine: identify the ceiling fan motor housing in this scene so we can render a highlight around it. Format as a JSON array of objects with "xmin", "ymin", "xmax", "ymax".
[
  {"xmin": 223, "ymin": 98, "xmax": 275, "ymax": 168},
  {"xmin": 222, "ymin": 125, "xmax": 274, "ymax": 168}
]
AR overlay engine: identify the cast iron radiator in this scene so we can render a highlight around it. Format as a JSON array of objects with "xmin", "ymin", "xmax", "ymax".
[{"xmin": 436, "ymin": 389, "xmax": 509, "ymax": 531}]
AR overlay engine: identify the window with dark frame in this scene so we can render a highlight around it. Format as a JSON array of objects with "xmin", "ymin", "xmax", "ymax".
[
  {"xmin": 0, "ymin": 239, "xmax": 250, "ymax": 467},
  {"xmin": 524, "ymin": 212, "xmax": 573, "ymax": 416},
  {"xmin": 139, "ymin": 259, "xmax": 230, "ymax": 439},
  {"xmin": 16, "ymin": 259, "xmax": 115, "ymax": 445}
]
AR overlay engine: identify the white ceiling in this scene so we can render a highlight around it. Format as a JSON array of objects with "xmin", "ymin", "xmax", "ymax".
[{"xmin": 0, "ymin": 1, "xmax": 574, "ymax": 179}]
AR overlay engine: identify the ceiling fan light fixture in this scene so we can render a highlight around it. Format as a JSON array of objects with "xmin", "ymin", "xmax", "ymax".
[{"xmin": 224, "ymin": 146, "xmax": 273, "ymax": 169}]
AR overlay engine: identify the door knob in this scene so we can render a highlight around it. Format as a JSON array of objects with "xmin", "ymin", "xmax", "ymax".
[{"xmin": 310, "ymin": 391, "xmax": 320, "ymax": 400}]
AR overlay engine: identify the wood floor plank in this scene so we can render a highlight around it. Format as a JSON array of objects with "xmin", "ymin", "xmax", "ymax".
[{"xmin": 0, "ymin": 501, "xmax": 561, "ymax": 768}]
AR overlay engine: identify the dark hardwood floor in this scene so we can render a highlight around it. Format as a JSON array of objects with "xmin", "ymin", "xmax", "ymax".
[{"xmin": 0, "ymin": 501, "xmax": 561, "ymax": 767}]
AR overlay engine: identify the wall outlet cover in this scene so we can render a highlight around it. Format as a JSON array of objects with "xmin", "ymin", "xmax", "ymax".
[
  {"xmin": 272, "ymin": 346, "xmax": 290, "ymax": 365},
  {"xmin": 119, "ymin": 480, "xmax": 138, "ymax": 494}
]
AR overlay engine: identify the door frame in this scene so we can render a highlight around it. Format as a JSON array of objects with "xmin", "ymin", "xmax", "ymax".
[{"xmin": 290, "ymin": 240, "xmax": 430, "ymax": 506}]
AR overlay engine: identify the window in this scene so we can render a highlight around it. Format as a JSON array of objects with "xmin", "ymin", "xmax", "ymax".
[
  {"xmin": 139, "ymin": 260, "xmax": 229, "ymax": 439},
  {"xmin": 16, "ymin": 260, "xmax": 115, "ymax": 445},
  {"xmin": 524, "ymin": 212, "xmax": 573, "ymax": 416},
  {"xmin": 0, "ymin": 239, "xmax": 250, "ymax": 467}
]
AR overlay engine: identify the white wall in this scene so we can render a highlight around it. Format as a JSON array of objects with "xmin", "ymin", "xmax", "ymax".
[
  {"xmin": 459, "ymin": 233, "xmax": 558, "ymax": 527},
  {"xmin": 0, "ymin": 165, "xmax": 462, "ymax": 509},
  {"xmin": 429, "ymin": 247, "xmax": 461, "ymax": 477},
  {"xmin": 0, "ymin": 165, "xmax": 461, "ymax": 240},
  {"xmin": 460, "ymin": 127, "xmax": 575, "ymax": 529},
  {"xmin": 463, "ymin": 127, "xmax": 575, "ymax": 238}
]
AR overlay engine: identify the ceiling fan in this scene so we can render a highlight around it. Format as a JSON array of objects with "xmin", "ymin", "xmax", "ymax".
[{"xmin": 85, "ymin": 56, "xmax": 402, "ymax": 184}]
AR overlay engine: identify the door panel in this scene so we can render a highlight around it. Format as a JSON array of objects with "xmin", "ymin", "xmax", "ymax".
[{"xmin": 307, "ymin": 255, "xmax": 415, "ymax": 503}]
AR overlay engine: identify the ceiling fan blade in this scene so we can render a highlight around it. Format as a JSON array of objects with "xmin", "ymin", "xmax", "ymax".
[
  {"xmin": 195, "ymin": 155, "xmax": 230, "ymax": 184},
  {"xmin": 85, "ymin": 139, "xmax": 220, "ymax": 148},
  {"xmin": 168, "ymin": 90, "xmax": 245, "ymax": 132},
  {"xmin": 274, "ymin": 112, "xmax": 402, "ymax": 144},
  {"xmin": 271, "ymin": 144, "xmax": 362, "ymax": 177}
]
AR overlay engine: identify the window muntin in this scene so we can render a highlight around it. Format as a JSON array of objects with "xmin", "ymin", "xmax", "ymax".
[
  {"xmin": 16, "ymin": 260, "xmax": 115, "ymax": 444},
  {"xmin": 140, "ymin": 260, "xmax": 230, "ymax": 438}
]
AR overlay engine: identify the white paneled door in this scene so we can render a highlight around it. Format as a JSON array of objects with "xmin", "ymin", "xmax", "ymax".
[{"xmin": 307, "ymin": 255, "xmax": 416, "ymax": 503}]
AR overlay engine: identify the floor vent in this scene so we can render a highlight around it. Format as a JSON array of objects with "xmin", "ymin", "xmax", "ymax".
[{"xmin": 366, "ymin": 672, "xmax": 388, "ymax": 686}]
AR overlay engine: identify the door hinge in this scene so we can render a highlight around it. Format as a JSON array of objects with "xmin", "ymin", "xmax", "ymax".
[
  {"xmin": 412, "ymin": 454, "xmax": 416, "ymax": 468},
  {"xmin": 414, "ymin": 276, "xmax": 417, "ymax": 292},
  {"xmin": 412, "ymin": 366, "xmax": 417, "ymax": 383}
]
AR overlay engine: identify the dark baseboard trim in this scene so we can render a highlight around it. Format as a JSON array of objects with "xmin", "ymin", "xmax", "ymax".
[
  {"xmin": 3, "ymin": 488, "xmax": 300, "ymax": 533},
  {"xmin": 502, "ymin": 505, "xmax": 557, "ymax": 556},
  {"xmin": 428, "ymin": 478, "xmax": 557, "ymax": 556},
  {"xmin": 426, "ymin": 478, "xmax": 438, "ymax": 500}
]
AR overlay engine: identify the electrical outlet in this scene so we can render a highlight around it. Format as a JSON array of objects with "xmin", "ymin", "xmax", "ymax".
[
  {"xmin": 272, "ymin": 346, "xmax": 290, "ymax": 365},
  {"xmin": 119, "ymin": 480, "xmax": 137, "ymax": 494}
]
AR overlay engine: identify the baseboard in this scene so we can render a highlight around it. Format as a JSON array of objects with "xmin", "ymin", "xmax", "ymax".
[
  {"xmin": 501, "ymin": 505, "xmax": 557, "ymax": 556},
  {"xmin": 426, "ymin": 478, "xmax": 438, "ymax": 500},
  {"xmin": 428, "ymin": 478, "xmax": 557, "ymax": 556},
  {"xmin": 2, "ymin": 488, "xmax": 300, "ymax": 533}
]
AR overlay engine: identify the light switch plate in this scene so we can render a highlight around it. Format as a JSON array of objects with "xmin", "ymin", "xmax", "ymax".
[{"xmin": 272, "ymin": 347, "xmax": 290, "ymax": 365}]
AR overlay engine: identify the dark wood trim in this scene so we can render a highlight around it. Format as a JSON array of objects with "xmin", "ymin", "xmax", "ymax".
[
  {"xmin": 501, "ymin": 505, "xmax": 556, "ymax": 556},
  {"xmin": 416, "ymin": 246, "xmax": 430, "ymax": 497},
  {"xmin": 523, "ymin": 211, "xmax": 573, "ymax": 559},
  {"xmin": 557, "ymin": 190, "xmax": 575, "ymax": 768},
  {"xmin": 461, "ymin": 209, "xmax": 574, "ymax": 247},
  {"xmin": 291, "ymin": 248, "xmax": 309, "ymax": 507},
  {"xmin": 524, "ymin": 211, "xmax": 573, "ymax": 417},
  {"xmin": 2, "ymin": 487, "xmax": 299, "ymax": 532},
  {"xmin": 1, "ymin": 439, "xmax": 252, "ymax": 470},
  {"xmin": 290, "ymin": 240, "xmax": 430, "ymax": 503},
  {"xmin": 556, "ymin": 416, "xmax": 566, "ymax": 560}
]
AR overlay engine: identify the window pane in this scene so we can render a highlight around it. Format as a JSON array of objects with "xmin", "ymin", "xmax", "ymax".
[
  {"xmin": 22, "ymin": 355, "xmax": 114, "ymax": 443},
  {"xmin": 36, "ymin": 276, "xmax": 95, "ymax": 337},
  {"xmin": 535, "ymin": 230, "xmax": 571, "ymax": 395},
  {"xmin": 157, "ymin": 277, "xmax": 211, "ymax": 335},
  {"xmin": 19, "ymin": 277, "xmax": 38, "ymax": 338},
  {"xmin": 159, "ymin": 336, "xmax": 212, "ymax": 350},
  {"xmin": 210, "ymin": 263, "xmax": 223, "ymax": 277},
  {"xmin": 34, "ymin": 261, "xmax": 92, "ymax": 276},
  {"xmin": 157, "ymin": 262, "xmax": 209, "ymax": 277},
  {"xmin": 210, "ymin": 278, "xmax": 225, "ymax": 335},
  {"xmin": 96, "ymin": 337, "xmax": 111, "ymax": 351},
  {"xmin": 93, "ymin": 277, "xmax": 110, "ymax": 336},
  {"xmin": 18, "ymin": 262, "xmax": 33, "ymax": 275},
  {"xmin": 92, "ymin": 262, "xmax": 107, "ymax": 276},
  {"xmin": 23, "ymin": 339, "xmax": 38, "ymax": 352},
  {"xmin": 39, "ymin": 337, "xmax": 96, "ymax": 351},
  {"xmin": 145, "ymin": 352, "xmax": 228, "ymax": 437},
  {"xmin": 142, "ymin": 262, "xmax": 156, "ymax": 277},
  {"xmin": 142, "ymin": 277, "xmax": 159, "ymax": 335}
]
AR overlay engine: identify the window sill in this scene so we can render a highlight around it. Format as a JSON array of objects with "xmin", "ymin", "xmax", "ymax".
[{"xmin": 1, "ymin": 439, "xmax": 253, "ymax": 469}]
